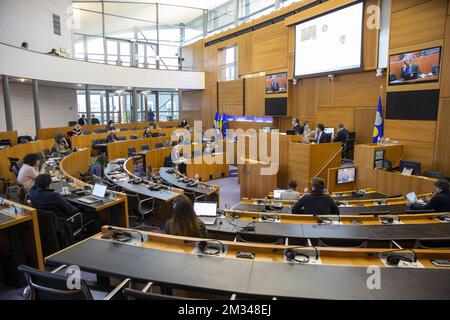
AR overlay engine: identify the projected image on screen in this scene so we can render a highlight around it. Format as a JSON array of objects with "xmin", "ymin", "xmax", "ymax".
[
  {"xmin": 389, "ymin": 47, "xmax": 441, "ymax": 86},
  {"xmin": 294, "ymin": 2, "xmax": 363, "ymax": 77}
]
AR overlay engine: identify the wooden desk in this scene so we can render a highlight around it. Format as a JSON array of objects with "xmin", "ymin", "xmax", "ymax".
[
  {"xmin": 354, "ymin": 143, "xmax": 406, "ymax": 169},
  {"xmin": 0, "ymin": 138, "xmax": 55, "ymax": 180},
  {"xmin": 0, "ymin": 131, "xmax": 18, "ymax": 145},
  {"xmin": 288, "ymin": 142, "xmax": 342, "ymax": 192},
  {"xmin": 106, "ymin": 136, "xmax": 171, "ymax": 161},
  {"xmin": 58, "ymin": 149, "xmax": 129, "ymax": 227},
  {"xmin": 238, "ymin": 157, "xmax": 277, "ymax": 199},
  {"xmin": 0, "ymin": 200, "xmax": 43, "ymax": 284},
  {"xmin": 186, "ymin": 153, "xmax": 230, "ymax": 182}
]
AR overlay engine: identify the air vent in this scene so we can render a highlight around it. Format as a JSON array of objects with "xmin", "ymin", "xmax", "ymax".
[{"xmin": 53, "ymin": 14, "xmax": 61, "ymax": 36}]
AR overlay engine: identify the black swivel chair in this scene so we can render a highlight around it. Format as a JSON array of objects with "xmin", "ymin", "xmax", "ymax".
[
  {"xmin": 126, "ymin": 193, "xmax": 156, "ymax": 231},
  {"xmin": 423, "ymin": 170, "xmax": 444, "ymax": 179},
  {"xmin": 18, "ymin": 265, "xmax": 131, "ymax": 300},
  {"xmin": 130, "ymin": 135, "xmax": 138, "ymax": 140},
  {"xmin": 141, "ymin": 145, "xmax": 150, "ymax": 151},
  {"xmin": 343, "ymin": 132, "xmax": 356, "ymax": 160},
  {"xmin": 155, "ymin": 143, "xmax": 164, "ymax": 149},
  {"xmin": 235, "ymin": 232, "xmax": 285, "ymax": 245},
  {"xmin": 117, "ymin": 136, "xmax": 127, "ymax": 141},
  {"xmin": 127, "ymin": 147, "xmax": 137, "ymax": 156},
  {"xmin": 82, "ymin": 130, "xmax": 91, "ymax": 135},
  {"xmin": 120, "ymin": 128, "xmax": 129, "ymax": 132}
]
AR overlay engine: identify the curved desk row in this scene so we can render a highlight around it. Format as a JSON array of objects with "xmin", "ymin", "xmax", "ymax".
[
  {"xmin": 45, "ymin": 227, "xmax": 450, "ymax": 300},
  {"xmin": 159, "ymin": 167, "xmax": 219, "ymax": 201}
]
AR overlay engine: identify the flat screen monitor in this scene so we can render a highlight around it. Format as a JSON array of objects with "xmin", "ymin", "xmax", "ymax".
[
  {"xmin": 273, "ymin": 189, "xmax": 285, "ymax": 200},
  {"xmin": 193, "ymin": 202, "xmax": 217, "ymax": 217},
  {"xmin": 389, "ymin": 47, "xmax": 441, "ymax": 86},
  {"xmin": 324, "ymin": 128, "xmax": 335, "ymax": 136},
  {"xmin": 337, "ymin": 167, "xmax": 356, "ymax": 184},
  {"xmin": 375, "ymin": 150, "xmax": 385, "ymax": 161},
  {"xmin": 374, "ymin": 159, "xmax": 384, "ymax": 170},
  {"xmin": 294, "ymin": 1, "xmax": 364, "ymax": 77},
  {"xmin": 399, "ymin": 161, "xmax": 421, "ymax": 176},
  {"xmin": 265, "ymin": 73, "xmax": 287, "ymax": 94}
]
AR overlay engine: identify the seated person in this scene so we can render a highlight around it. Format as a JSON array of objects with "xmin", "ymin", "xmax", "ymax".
[
  {"xmin": 29, "ymin": 174, "xmax": 79, "ymax": 220},
  {"xmin": 90, "ymin": 155, "xmax": 106, "ymax": 179},
  {"xmin": 400, "ymin": 57, "xmax": 421, "ymax": 81},
  {"xmin": 53, "ymin": 135, "xmax": 70, "ymax": 154},
  {"xmin": 409, "ymin": 179, "xmax": 450, "ymax": 212},
  {"xmin": 106, "ymin": 130, "xmax": 118, "ymax": 143},
  {"xmin": 148, "ymin": 120, "xmax": 158, "ymax": 129},
  {"xmin": 178, "ymin": 119, "xmax": 188, "ymax": 128},
  {"xmin": 105, "ymin": 120, "xmax": 116, "ymax": 132},
  {"xmin": 315, "ymin": 124, "xmax": 331, "ymax": 144},
  {"xmin": 91, "ymin": 114, "xmax": 100, "ymax": 125},
  {"xmin": 72, "ymin": 124, "xmax": 82, "ymax": 136},
  {"xmin": 17, "ymin": 153, "xmax": 47, "ymax": 191},
  {"xmin": 291, "ymin": 177, "xmax": 340, "ymax": 215},
  {"xmin": 142, "ymin": 127, "xmax": 152, "ymax": 139},
  {"xmin": 280, "ymin": 181, "xmax": 301, "ymax": 201},
  {"xmin": 165, "ymin": 195, "xmax": 207, "ymax": 238}
]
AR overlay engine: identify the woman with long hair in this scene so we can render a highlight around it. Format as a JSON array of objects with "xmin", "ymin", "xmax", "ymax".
[{"xmin": 166, "ymin": 195, "xmax": 207, "ymax": 238}]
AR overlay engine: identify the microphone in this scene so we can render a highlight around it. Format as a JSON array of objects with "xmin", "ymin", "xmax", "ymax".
[
  {"xmin": 106, "ymin": 226, "xmax": 145, "ymax": 242},
  {"xmin": 272, "ymin": 246, "xmax": 320, "ymax": 260}
]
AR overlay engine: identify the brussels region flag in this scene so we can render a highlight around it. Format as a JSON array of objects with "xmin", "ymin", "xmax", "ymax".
[{"xmin": 372, "ymin": 96, "xmax": 384, "ymax": 143}]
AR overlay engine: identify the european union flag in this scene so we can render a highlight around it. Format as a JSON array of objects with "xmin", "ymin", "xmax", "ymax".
[{"xmin": 372, "ymin": 96, "xmax": 384, "ymax": 143}]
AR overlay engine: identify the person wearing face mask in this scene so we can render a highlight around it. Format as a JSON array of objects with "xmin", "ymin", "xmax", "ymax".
[{"xmin": 292, "ymin": 118, "xmax": 303, "ymax": 135}]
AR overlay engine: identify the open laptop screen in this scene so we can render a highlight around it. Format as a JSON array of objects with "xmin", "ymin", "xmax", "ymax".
[
  {"xmin": 92, "ymin": 184, "xmax": 107, "ymax": 198},
  {"xmin": 194, "ymin": 202, "xmax": 217, "ymax": 217}
]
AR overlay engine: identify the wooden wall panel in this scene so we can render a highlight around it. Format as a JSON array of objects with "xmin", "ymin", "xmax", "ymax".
[
  {"xmin": 385, "ymin": 120, "xmax": 437, "ymax": 143},
  {"xmin": 316, "ymin": 77, "xmax": 333, "ymax": 106},
  {"xmin": 181, "ymin": 91, "xmax": 203, "ymax": 126},
  {"xmin": 390, "ymin": 0, "xmax": 447, "ymax": 48},
  {"xmin": 440, "ymin": 15, "xmax": 450, "ymax": 98},
  {"xmin": 316, "ymin": 107, "xmax": 355, "ymax": 130},
  {"xmin": 245, "ymin": 76, "xmax": 265, "ymax": 117},
  {"xmin": 363, "ymin": 0, "xmax": 381, "ymax": 70},
  {"xmin": 353, "ymin": 108, "xmax": 377, "ymax": 144},
  {"xmin": 218, "ymin": 80, "xmax": 243, "ymax": 116},
  {"xmin": 332, "ymin": 71, "xmax": 381, "ymax": 107},
  {"xmin": 434, "ymin": 98, "xmax": 450, "ymax": 176},
  {"xmin": 290, "ymin": 77, "xmax": 317, "ymax": 118},
  {"xmin": 252, "ymin": 34, "xmax": 288, "ymax": 72},
  {"xmin": 391, "ymin": 0, "xmax": 430, "ymax": 13}
]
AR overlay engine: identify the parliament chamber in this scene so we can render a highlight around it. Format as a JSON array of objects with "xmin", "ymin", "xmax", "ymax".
[{"xmin": 1, "ymin": 0, "xmax": 450, "ymax": 305}]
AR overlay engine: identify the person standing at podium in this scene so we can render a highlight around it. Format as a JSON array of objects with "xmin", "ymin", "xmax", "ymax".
[
  {"xmin": 333, "ymin": 123, "xmax": 349, "ymax": 145},
  {"xmin": 292, "ymin": 118, "xmax": 303, "ymax": 135},
  {"xmin": 291, "ymin": 177, "xmax": 340, "ymax": 215},
  {"xmin": 315, "ymin": 124, "xmax": 331, "ymax": 144}
]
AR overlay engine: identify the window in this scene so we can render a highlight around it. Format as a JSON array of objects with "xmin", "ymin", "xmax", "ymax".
[
  {"xmin": 76, "ymin": 90, "xmax": 107, "ymax": 124},
  {"xmin": 158, "ymin": 92, "xmax": 180, "ymax": 121},
  {"xmin": 219, "ymin": 45, "xmax": 238, "ymax": 81}
]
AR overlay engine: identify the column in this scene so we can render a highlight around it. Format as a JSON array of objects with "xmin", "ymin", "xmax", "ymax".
[
  {"xmin": 85, "ymin": 85, "xmax": 92, "ymax": 124},
  {"xmin": 32, "ymin": 79, "xmax": 41, "ymax": 138},
  {"xmin": 2, "ymin": 75, "xmax": 13, "ymax": 131}
]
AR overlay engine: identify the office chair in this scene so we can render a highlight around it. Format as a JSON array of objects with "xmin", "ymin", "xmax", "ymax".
[
  {"xmin": 423, "ymin": 170, "xmax": 444, "ymax": 179},
  {"xmin": 126, "ymin": 193, "xmax": 156, "ymax": 231},
  {"xmin": 141, "ymin": 145, "xmax": 150, "ymax": 151},
  {"xmin": 235, "ymin": 232, "xmax": 285, "ymax": 245},
  {"xmin": 117, "ymin": 136, "xmax": 127, "ymax": 141},
  {"xmin": 120, "ymin": 128, "xmax": 128, "ymax": 132},
  {"xmin": 128, "ymin": 146, "xmax": 137, "ymax": 156},
  {"xmin": 123, "ymin": 283, "xmax": 202, "ymax": 300},
  {"xmin": 155, "ymin": 143, "xmax": 164, "ymax": 149},
  {"xmin": 94, "ymin": 129, "xmax": 106, "ymax": 134},
  {"xmin": 158, "ymin": 133, "xmax": 166, "ymax": 137},
  {"xmin": 82, "ymin": 130, "xmax": 91, "ymax": 135},
  {"xmin": 18, "ymin": 264, "xmax": 131, "ymax": 300},
  {"xmin": 130, "ymin": 135, "xmax": 138, "ymax": 140},
  {"xmin": 131, "ymin": 126, "xmax": 139, "ymax": 131},
  {"xmin": 343, "ymin": 132, "xmax": 356, "ymax": 160}
]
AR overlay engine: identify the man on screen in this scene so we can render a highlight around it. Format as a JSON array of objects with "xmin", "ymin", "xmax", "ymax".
[
  {"xmin": 400, "ymin": 57, "xmax": 421, "ymax": 81},
  {"xmin": 271, "ymin": 78, "xmax": 280, "ymax": 93}
]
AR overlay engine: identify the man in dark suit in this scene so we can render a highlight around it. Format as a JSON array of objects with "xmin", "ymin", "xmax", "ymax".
[
  {"xmin": 400, "ymin": 57, "xmax": 421, "ymax": 81},
  {"xmin": 291, "ymin": 177, "xmax": 340, "ymax": 215},
  {"xmin": 292, "ymin": 118, "xmax": 303, "ymax": 135},
  {"xmin": 315, "ymin": 124, "xmax": 331, "ymax": 144},
  {"xmin": 409, "ymin": 179, "xmax": 450, "ymax": 212},
  {"xmin": 333, "ymin": 123, "xmax": 349, "ymax": 145}
]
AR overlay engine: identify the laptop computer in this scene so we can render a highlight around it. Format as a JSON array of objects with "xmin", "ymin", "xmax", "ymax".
[
  {"xmin": 78, "ymin": 184, "xmax": 107, "ymax": 204},
  {"xmin": 273, "ymin": 189, "xmax": 285, "ymax": 200},
  {"xmin": 194, "ymin": 201, "xmax": 217, "ymax": 225}
]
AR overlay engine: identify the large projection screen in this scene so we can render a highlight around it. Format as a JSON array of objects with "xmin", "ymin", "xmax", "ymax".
[{"xmin": 294, "ymin": 2, "xmax": 364, "ymax": 78}]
